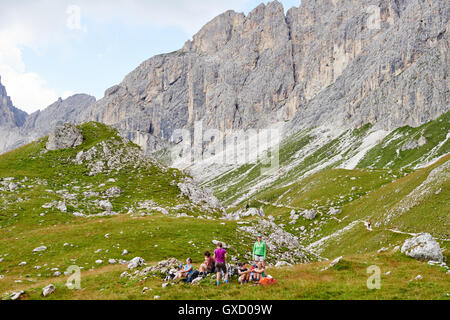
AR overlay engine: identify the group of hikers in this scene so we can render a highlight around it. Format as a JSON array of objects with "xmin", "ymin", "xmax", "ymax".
[{"xmin": 172, "ymin": 234, "xmax": 269, "ymax": 286}]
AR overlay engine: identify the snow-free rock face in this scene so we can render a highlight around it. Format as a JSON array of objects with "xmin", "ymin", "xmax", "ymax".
[
  {"xmin": 78, "ymin": 0, "xmax": 448, "ymax": 155},
  {"xmin": 46, "ymin": 124, "xmax": 84, "ymax": 151},
  {"xmin": 401, "ymin": 233, "xmax": 443, "ymax": 262},
  {"xmin": 1, "ymin": 1, "xmax": 448, "ymax": 158},
  {"xmin": 178, "ymin": 178, "xmax": 222, "ymax": 211}
]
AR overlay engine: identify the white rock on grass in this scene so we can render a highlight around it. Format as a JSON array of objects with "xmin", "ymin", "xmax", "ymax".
[
  {"xmin": 401, "ymin": 233, "xmax": 443, "ymax": 262},
  {"xmin": 33, "ymin": 246, "xmax": 47, "ymax": 253},
  {"xmin": 10, "ymin": 291, "xmax": 24, "ymax": 300},
  {"xmin": 328, "ymin": 207, "xmax": 341, "ymax": 215},
  {"xmin": 42, "ymin": 284, "xmax": 55, "ymax": 297},
  {"xmin": 191, "ymin": 277, "xmax": 203, "ymax": 285},
  {"xmin": 128, "ymin": 257, "xmax": 145, "ymax": 269},
  {"xmin": 275, "ymin": 261, "xmax": 292, "ymax": 268},
  {"xmin": 122, "ymin": 249, "xmax": 129, "ymax": 256},
  {"xmin": 95, "ymin": 260, "xmax": 103, "ymax": 264},
  {"xmin": 99, "ymin": 200, "xmax": 113, "ymax": 212},
  {"xmin": 108, "ymin": 259, "xmax": 117, "ymax": 264},
  {"xmin": 19, "ymin": 261, "xmax": 27, "ymax": 266},
  {"xmin": 329, "ymin": 256, "xmax": 343, "ymax": 268},
  {"xmin": 56, "ymin": 201, "xmax": 67, "ymax": 213},
  {"xmin": 302, "ymin": 209, "xmax": 317, "ymax": 220}
]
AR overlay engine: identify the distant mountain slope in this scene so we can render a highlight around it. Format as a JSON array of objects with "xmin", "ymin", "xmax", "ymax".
[
  {"xmin": 0, "ymin": 77, "xmax": 95, "ymax": 154},
  {"xmin": 203, "ymin": 111, "xmax": 449, "ymax": 208}
]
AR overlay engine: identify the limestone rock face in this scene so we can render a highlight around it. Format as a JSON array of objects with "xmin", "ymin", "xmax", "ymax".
[
  {"xmin": 128, "ymin": 257, "xmax": 146, "ymax": 269},
  {"xmin": 0, "ymin": 76, "xmax": 27, "ymax": 128},
  {"xmin": 1, "ymin": 0, "xmax": 448, "ymax": 157},
  {"xmin": 46, "ymin": 124, "xmax": 84, "ymax": 151},
  {"xmin": 401, "ymin": 233, "xmax": 443, "ymax": 262},
  {"xmin": 77, "ymin": 0, "xmax": 448, "ymax": 155}
]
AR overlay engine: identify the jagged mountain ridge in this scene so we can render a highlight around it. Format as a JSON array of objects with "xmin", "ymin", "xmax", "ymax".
[
  {"xmin": 78, "ymin": 0, "xmax": 448, "ymax": 154},
  {"xmin": 0, "ymin": 76, "xmax": 96, "ymax": 153},
  {"xmin": 0, "ymin": 77, "xmax": 27, "ymax": 128},
  {"xmin": 0, "ymin": 0, "xmax": 448, "ymax": 158}
]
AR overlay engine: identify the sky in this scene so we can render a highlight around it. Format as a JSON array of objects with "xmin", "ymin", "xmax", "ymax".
[{"xmin": 0, "ymin": 0, "xmax": 300, "ymax": 114}]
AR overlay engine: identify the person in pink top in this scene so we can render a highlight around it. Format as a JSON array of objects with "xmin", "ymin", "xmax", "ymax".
[{"xmin": 213, "ymin": 242, "xmax": 229, "ymax": 286}]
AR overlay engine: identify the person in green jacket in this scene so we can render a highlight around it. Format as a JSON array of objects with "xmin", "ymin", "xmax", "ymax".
[{"xmin": 253, "ymin": 234, "xmax": 267, "ymax": 268}]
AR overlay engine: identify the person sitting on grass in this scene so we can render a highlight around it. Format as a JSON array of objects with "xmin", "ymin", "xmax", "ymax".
[
  {"xmin": 237, "ymin": 262, "xmax": 251, "ymax": 284},
  {"xmin": 173, "ymin": 258, "xmax": 194, "ymax": 281},
  {"xmin": 214, "ymin": 242, "xmax": 229, "ymax": 286},
  {"xmin": 251, "ymin": 262, "xmax": 265, "ymax": 282},
  {"xmin": 199, "ymin": 251, "xmax": 215, "ymax": 276}
]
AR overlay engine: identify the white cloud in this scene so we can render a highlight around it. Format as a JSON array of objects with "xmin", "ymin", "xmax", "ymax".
[
  {"xmin": 0, "ymin": 64, "xmax": 58, "ymax": 114},
  {"xmin": 0, "ymin": 0, "xmax": 255, "ymax": 113},
  {"xmin": 66, "ymin": 5, "xmax": 83, "ymax": 31}
]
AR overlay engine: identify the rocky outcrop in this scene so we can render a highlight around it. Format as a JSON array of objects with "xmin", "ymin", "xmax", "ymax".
[
  {"xmin": 178, "ymin": 178, "xmax": 222, "ymax": 211},
  {"xmin": 128, "ymin": 257, "xmax": 146, "ymax": 269},
  {"xmin": 401, "ymin": 233, "xmax": 443, "ymax": 262},
  {"xmin": 0, "ymin": 90, "xmax": 95, "ymax": 154},
  {"xmin": 46, "ymin": 124, "xmax": 84, "ymax": 150}
]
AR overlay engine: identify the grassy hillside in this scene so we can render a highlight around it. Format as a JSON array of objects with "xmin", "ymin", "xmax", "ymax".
[
  {"xmin": 358, "ymin": 111, "xmax": 450, "ymax": 169},
  {"xmin": 1, "ymin": 121, "xmax": 448, "ymax": 300}
]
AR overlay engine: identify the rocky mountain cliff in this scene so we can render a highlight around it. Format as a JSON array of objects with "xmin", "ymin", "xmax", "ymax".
[
  {"xmin": 78, "ymin": 0, "xmax": 448, "ymax": 154},
  {"xmin": 0, "ymin": 0, "xmax": 448, "ymax": 156}
]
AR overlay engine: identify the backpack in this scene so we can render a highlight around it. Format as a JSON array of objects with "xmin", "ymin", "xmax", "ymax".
[{"xmin": 259, "ymin": 277, "xmax": 276, "ymax": 286}]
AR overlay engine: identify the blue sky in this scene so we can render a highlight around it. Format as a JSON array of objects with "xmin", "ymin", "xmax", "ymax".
[{"xmin": 0, "ymin": 0, "xmax": 300, "ymax": 113}]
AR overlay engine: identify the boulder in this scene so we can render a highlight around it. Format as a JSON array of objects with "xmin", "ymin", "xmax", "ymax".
[
  {"xmin": 401, "ymin": 233, "xmax": 443, "ymax": 262},
  {"xmin": 46, "ymin": 123, "xmax": 83, "ymax": 151},
  {"xmin": 56, "ymin": 201, "xmax": 67, "ymax": 213},
  {"xmin": 42, "ymin": 284, "xmax": 55, "ymax": 297},
  {"xmin": 8, "ymin": 182, "xmax": 18, "ymax": 191},
  {"xmin": 302, "ymin": 209, "xmax": 317, "ymax": 220},
  {"xmin": 10, "ymin": 291, "xmax": 24, "ymax": 300},
  {"xmin": 33, "ymin": 246, "xmax": 47, "ymax": 253},
  {"xmin": 105, "ymin": 187, "xmax": 121, "ymax": 198},
  {"xmin": 275, "ymin": 261, "xmax": 292, "ymax": 268},
  {"xmin": 328, "ymin": 207, "xmax": 341, "ymax": 215},
  {"xmin": 128, "ymin": 257, "xmax": 146, "ymax": 269},
  {"xmin": 99, "ymin": 200, "xmax": 113, "ymax": 212}
]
